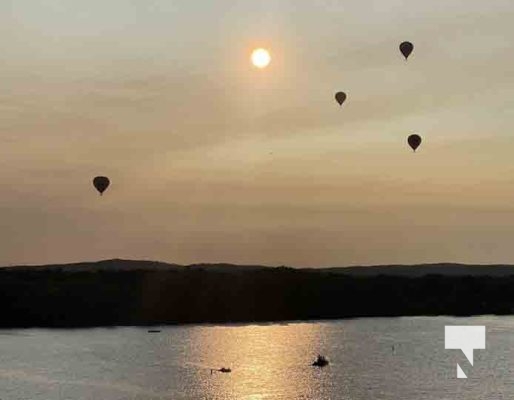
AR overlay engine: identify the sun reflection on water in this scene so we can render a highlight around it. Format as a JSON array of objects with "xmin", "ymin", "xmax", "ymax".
[{"xmin": 187, "ymin": 322, "xmax": 328, "ymax": 399}]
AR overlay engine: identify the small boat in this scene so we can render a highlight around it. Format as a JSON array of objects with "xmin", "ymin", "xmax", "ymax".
[
  {"xmin": 312, "ymin": 355, "xmax": 329, "ymax": 367},
  {"xmin": 211, "ymin": 367, "xmax": 232, "ymax": 374},
  {"xmin": 147, "ymin": 329, "xmax": 161, "ymax": 333}
]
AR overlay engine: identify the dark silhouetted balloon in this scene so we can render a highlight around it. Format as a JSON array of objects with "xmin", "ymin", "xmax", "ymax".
[
  {"xmin": 335, "ymin": 92, "xmax": 347, "ymax": 106},
  {"xmin": 408, "ymin": 134, "xmax": 422, "ymax": 152},
  {"xmin": 93, "ymin": 176, "xmax": 110, "ymax": 195},
  {"xmin": 399, "ymin": 41, "xmax": 414, "ymax": 60}
]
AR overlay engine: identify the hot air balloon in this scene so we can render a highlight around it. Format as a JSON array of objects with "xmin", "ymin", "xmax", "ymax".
[
  {"xmin": 399, "ymin": 41, "xmax": 414, "ymax": 60},
  {"xmin": 93, "ymin": 176, "xmax": 110, "ymax": 195},
  {"xmin": 407, "ymin": 134, "xmax": 422, "ymax": 152},
  {"xmin": 335, "ymin": 92, "xmax": 347, "ymax": 106}
]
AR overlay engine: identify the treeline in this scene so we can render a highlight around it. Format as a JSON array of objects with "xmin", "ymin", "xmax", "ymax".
[{"xmin": 1, "ymin": 266, "xmax": 513, "ymax": 328}]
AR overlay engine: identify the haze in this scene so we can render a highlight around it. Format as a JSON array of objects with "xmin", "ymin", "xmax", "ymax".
[{"xmin": 1, "ymin": 0, "xmax": 514, "ymax": 267}]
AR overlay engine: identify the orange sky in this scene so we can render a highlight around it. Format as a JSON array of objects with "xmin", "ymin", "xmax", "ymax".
[{"xmin": 1, "ymin": 1, "xmax": 514, "ymax": 266}]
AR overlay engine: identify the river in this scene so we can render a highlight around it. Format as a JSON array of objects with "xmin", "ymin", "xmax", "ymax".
[{"xmin": 0, "ymin": 316, "xmax": 511, "ymax": 399}]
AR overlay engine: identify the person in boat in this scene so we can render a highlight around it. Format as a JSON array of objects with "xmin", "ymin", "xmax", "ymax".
[{"xmin": 312, "ymin": 354, "xmax": 329, "ymax": 367}]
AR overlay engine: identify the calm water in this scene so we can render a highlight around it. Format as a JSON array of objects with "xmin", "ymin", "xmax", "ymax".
[{"xmin": 0, "ymin": 316, "xmax": 512, "ymax": 399}]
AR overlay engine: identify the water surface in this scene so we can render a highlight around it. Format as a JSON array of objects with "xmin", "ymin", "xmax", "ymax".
[{"xmin": 0, "ymin": 316, "xmax": 511, "ymax": 399}]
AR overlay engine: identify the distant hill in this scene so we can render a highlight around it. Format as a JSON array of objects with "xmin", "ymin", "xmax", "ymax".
[
  {"xmin": 1, "ymin": 259, "xmax": 270, "ymax": 273},
  {"xmin": 5, "ymin": 258, "xmax": 514, "ymax": 277},
  {"xmin": 317, "ymin": 263, "xmax": 514, "ymax": 277},
  {"xmin": 1, "ymin": 259, "xmax": 182, "ymax": 272},
  {"xmin": 2, "ymin": 259, "xmax": 514, "ymax": 328}
]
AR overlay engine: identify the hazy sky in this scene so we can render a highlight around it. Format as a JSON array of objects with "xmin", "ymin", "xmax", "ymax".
[{"xmin": 1, "ymin": 0, "xmax": 514, "ymax": 267}]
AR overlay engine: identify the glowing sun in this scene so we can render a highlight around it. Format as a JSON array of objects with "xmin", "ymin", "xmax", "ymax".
[{"xmin": 251, "ymin": 48, "xmax": 271, "ymax": 69}]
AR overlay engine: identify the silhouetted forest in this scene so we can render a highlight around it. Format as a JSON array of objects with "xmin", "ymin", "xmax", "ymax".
[{"xmin": 1, "ymin": 260, "xmax": 514, "ymax": 328}]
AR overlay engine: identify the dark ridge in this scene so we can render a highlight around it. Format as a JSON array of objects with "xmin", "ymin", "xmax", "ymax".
[
  {"xmin": 1, "ymin": 259, "xmax": 514, "ymax": 328},
  {"xmin": 1, "ymin": 259, "xmax": 182, "ymax": 272},
  {"xmin": 316, "ymin": 263, "xmax": 514, "ymax": 277},
  {"xmin": 5, "ymin": 259, "xmax": 514, "ymax": 276}
]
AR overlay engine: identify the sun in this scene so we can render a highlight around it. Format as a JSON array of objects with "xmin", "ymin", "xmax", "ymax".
[{"xmin": 251, "ymin": 48, "xmax": 271, "ymax": 69}]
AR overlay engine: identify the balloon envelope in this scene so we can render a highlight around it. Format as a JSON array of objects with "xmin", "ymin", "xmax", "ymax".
[
  {"xmin": 399, "ymin": 41, "xmax": 414, "ymax": 60},
  {"xmin": 93, "ymin": 176, "xmax": 110, "ymax": 195},
  {"xmin": 335, "ymin": 92, "xmax": 347, "ymax": 106},
  {"xmin": 408, "ymin": 134, "xmax": 422, "ymax": 151}
]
